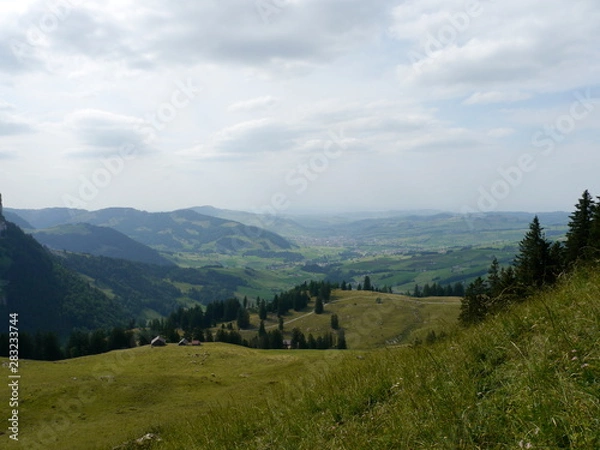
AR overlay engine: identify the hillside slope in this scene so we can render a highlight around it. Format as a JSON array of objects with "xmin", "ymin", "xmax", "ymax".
[
  {"xmin": 0, "ymin": 221, "xmax": 124, "ymax": 336},
  {"xmin": 192, "ymin": 206, "xmax": 569, "ymax": 249},
  {"xmin": 32, "ymin": 223, "xmax": 174, "ymax": 266},
  {"xmin": 234, "ymin": 289, "xmax": 461, "ymax": 349},
  {"xmin": 8, "ymin": 207, "xmax": 294, "ymax": 255},
  {"xmin": 58, "ymin": 252, "xmax": 247, "ymax": 317},
  {"xmin": 6, "ymin": 267, "xmax": 598, "ymax": 449},
  {"xmin": 168, "ymin": 266, "xmax": 600, "ymax": 449}
]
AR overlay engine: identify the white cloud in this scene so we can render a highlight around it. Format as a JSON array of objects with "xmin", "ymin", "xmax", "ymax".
[
  {"xmin": 63, "ymin": 109, "xmax": 151, "ymax": 158},
  {"xmin": 487, "ymin": 128, "xmax": 515, "ymax": 138},
  {"xmin": 394, "ymin": 0, "xmax": 600, "ymax": 97},
  {"xmin": 1, "ymin": 0, "xmax": 599, "ymax": 212},
  {"xmin": 463, "ymin": 91, "xmax": 531, "ymax": 105},
  {"xmin": 227, "ymin": 96, "xmax": 278, "ymax": 112}
]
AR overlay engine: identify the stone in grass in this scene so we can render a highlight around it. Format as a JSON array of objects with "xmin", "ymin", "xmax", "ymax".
[{"xmin": 112, "ymin": 432, "xmax": 162, "ymax": 449}]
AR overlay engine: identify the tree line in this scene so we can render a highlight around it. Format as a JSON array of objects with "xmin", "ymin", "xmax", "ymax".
[
  {"xmin": 407, "ymin": 281, "xmax": 465, "ymax": 298},
  {"xmin": 460, "ymin": 189, "xmax": 600, "ymax": 325},
  {"xmin": 0, "ymin": 326, "xmax": 136, "ymax": 360},
  {"xmin": 340, "ymin": 276, "xmax": 393, "ymax": 293}
]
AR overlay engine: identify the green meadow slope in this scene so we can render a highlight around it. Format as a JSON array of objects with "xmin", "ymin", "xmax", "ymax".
[
  {"xmin": 169, "ymin": 267, "xmax": 600, "ymax": 449},
  {"xmin": 233, "ymin": 289, "xmax": 461, "ymax": 349},
  {"xmin": 3, "ymin": 267, "xmax": 599, "ymax": 449}
]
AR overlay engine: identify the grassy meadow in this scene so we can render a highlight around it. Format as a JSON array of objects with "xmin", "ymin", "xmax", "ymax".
[
  {"xmin": 3, "ymin": 344, "xmax": 347, "ymax": 449},
  {"xmin": 3, "ymin": 267, "xmax": 599, "ymax": 449},
  {"xmin": 232, "ymin": 289, "xmax": 461, "ymax": 349}
]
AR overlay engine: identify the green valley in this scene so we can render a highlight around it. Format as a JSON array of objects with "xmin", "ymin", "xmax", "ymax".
[{"xmin": 3, "ymin": 266, "xmax": 598, "ymax": 449}]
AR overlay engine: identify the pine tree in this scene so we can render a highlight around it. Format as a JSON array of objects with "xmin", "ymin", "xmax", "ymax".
[
  {"xmin": 236, "ymin": 308, "xmax": 250, "ymax": 330},
  {"xmin": 589, "ymin": 196, "xmax": 600, "ymax": 256},
  {"xmin": 258, "ymin": 299, "xmax": 267, "ymax": 320},
  {"xmin": 89, "ymin": 329, "xmax": 107, "ymax": 355},
  {"xmin": 314, "ymin": 296, "xmax": 324, "ymax": 314},
  {"xmin": 42, "ymin": 332, "xmax": 64, "ymax": 361},
  {"xmin": 307, "ymin": 333, "xmax": 316, "ymax": 349},
  {"xmin": 337, "ymin": 329, "xmax": 347, "ymax": 349},
  {"xmin": 363, "ymin": 276, "xmax": 372, "ymax": 291},
  {"xmin": 269, "ymin": 329, "xmax": 284, "ymax": 349},
  {"xmin": 67, "ymin": 330, "xmax": 90, "ymax": 358},
  {"xmin": 453, "ymin": 282, "xmax": 465, "ymax": 297},
  {"xmin": 330, "ymin": 314, "xmax": 339, "ymax": 330},
  {"xmin": 565, "ymin": 190, "xmax": 595, "ymax": 265},
  {"xmin": 422, "ymin": 283, "xmax": 431, "ymax": 297},
  {"xmin": 412, "ymin": 284, "xmax": 421, "ymax": 297},
  {"xmin": 487, "ymin": 257, "xmax": 501, "ymax": 297},
  {"xmin": 459, "ymin": 277, "xmax": 489, "ymax": 325},
  {"xmin": 514, "ymin": 216, "xmax": 551, "ymax": 289},
  {"xmin": 290, "ymin": 328, "xmax": 306, "ymax": 349}
]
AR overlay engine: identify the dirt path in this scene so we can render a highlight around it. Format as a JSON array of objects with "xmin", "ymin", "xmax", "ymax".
[{"xmin": 264, "ymin": 293, "xmax": 458, "ymax": 329}]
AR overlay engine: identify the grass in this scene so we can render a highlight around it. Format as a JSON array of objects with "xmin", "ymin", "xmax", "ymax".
[
  {"xmin": 223, "ymin": 289, "xmax": 461, "ymax": 349},
  {"xmin": 168, "ymin": 245, "xmax": 519, "ymax": 300},
  {"xmin": 158, "ymin": 266, "xmax": 600, "ymax": 449},
  {"xmin": 4, "ymin": 344, "xmax": 347, "ymax": 449},
  {"xmin": 4, "ymin": 267, "xmax": 598, "ymax": 449}
]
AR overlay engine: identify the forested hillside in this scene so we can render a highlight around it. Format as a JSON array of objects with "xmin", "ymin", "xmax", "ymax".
[
  {"xmin": 0, "ymin": 221, "xmax": 124, "ymax": 336},
  {"xmin": 59, "ymin": 252, "xmax": 246, "ymax": 317},
  {"xmin": 32, "ymin": 223, "xmax": 174, "ymax": 266},
  {"xmin": 8, "ymin": 207, "xmax": 294, "ymax": 255}
]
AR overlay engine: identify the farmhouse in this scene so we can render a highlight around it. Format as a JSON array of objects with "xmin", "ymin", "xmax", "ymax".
[{"xmin": 151, "ymin": 336, "xmax": 166, "ymax": 347}]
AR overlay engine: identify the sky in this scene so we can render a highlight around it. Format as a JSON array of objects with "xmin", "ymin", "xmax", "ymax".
[{"xmin": 0, "ymin": 0, "xmax": 599, "ymax": 215}]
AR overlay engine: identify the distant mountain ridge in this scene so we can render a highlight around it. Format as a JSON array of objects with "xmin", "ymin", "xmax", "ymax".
[
  {"xmin": 190, "ymin": 206, "xmax": 570, "ymax": 247},
  {"xmin": 7, "ymin": 207, "xmax": 294, "ymax": 255},
  {"xmin": 7, "ymin": 205, "xmax": 570, "ymax": 254},
  {"xmin": 32, "ymin": 223, "xmax": 174, "ymax": 266}
]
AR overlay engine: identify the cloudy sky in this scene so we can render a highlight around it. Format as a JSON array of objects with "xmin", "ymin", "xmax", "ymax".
[{"xmin": 1, "ymin": 0, "xmax": 599, "ymax": 214}]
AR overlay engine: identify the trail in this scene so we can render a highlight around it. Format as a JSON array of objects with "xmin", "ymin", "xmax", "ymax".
[{"xmin": 264, "ymin": 293, "xmax": 458, "ymax": 329}]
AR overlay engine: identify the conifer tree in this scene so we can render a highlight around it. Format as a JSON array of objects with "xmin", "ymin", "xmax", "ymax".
[
  {"xmin": 337, "ymin": 329, "xmax": 347, "ymax": 349},
  {"xmin": 236, "ymin": 308, "xmax": 250, "ymax": 330},
  {"xmin": 363, "ymin": 275, "xmax": 372, "ymax": 291},
  {"xmin": 258, "ymin": 299, "xmax": 267, "ymax": 320},
  {"xmin": 589, "ymin": 195, "xmax": 600, "ymax": 255},
  {"xmin": 330, "ymin": 314, "xmax": 339, "ymax": 330},
  {"xmin": 314, "ymin": 296, "xmax": 324, "ymax": 314},
  {"xmin": 514, "ymin": 216, "xmax": 551, "ymax": 289},
  {"xmin": 459, "ymin": 277, "xmax": 489, "ymax": 324},
  {"xmin": 487, "ymin": 257, "xmax": 501, "ymax": 297},
  {"xmin": 565, "ymin": 190, "xmax": 595, "ymax": 264},
  {"xmin": 290, "ymin": 328, "xmax": 306, "ymax": 349},
  {"xmin": 258, "ymin": 320, "xmax": 266, "ymax": 337}
]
